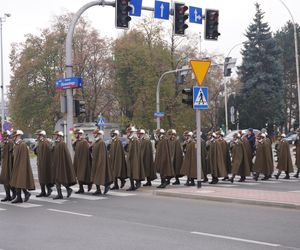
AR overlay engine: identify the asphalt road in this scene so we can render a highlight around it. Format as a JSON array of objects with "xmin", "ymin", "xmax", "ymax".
[{"xmin": 0, "ymin": 187, "xmax": 300, "ymax": 250}]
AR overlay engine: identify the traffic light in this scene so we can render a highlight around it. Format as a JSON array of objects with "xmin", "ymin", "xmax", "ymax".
[
  {"xmin": 115, "ymin": 0, "xmax": 132, "ymax": 29},
  {"xmin": 74, "ymin": 100, "xmax": 86, "ymax": 117},
  {"xmin": 224, "ymin": 57, "xmax": 232, "ymax": 77},
  {"xmin": 205, "ymin": 9, "xmax": 220, "ymax": 40},
  {"xmin": 182, "ymin": 88, "xmax": 193, "ymax": 107},
  {"xmin": 174, "ymin": 3, "xmax": 189, "ymax": 35},
  {"xmin": 176, "ymin": 72, "xmax": 185, "ymax": 85}
]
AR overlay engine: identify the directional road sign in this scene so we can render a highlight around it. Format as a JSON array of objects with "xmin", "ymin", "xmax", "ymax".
[
  {"xmin": 154, "ymin": 1, "xmax": 170, "ymax": 20},
  {"xmin": 193, "ymin": 86, "xmax": 208, "ymax": 109},
  {"xmin": 190, "ymin": 60, "xmax": 211, "ymax": 86},
  {"xmin": 189, "ymin": 6, "xmax": 202, "ymax": 24},
  {"xmin": 154, "ymin": 112, "xmax": 165, "ymax": 117},
  {"xmin": 129, "ymin": 0, "xmax": 143, "ymax": 17},
  {"xmin": 55, "ymin": 77, "xmax": 83, "ymax": 90}
]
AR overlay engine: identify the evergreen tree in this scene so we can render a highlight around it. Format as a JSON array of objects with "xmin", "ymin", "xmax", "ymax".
[{"xmin": 237, "ymin": 3, "xmax": 284, "ymax": 129}]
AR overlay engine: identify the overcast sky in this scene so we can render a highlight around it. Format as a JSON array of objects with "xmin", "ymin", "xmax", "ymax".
[{"xmin": 1, "ymin": 0, "xmax": 299, "ymax": 91}]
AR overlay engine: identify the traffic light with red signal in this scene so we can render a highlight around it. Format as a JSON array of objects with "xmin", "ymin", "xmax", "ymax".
[{"xmin": 174, "ymin": 3, "xmax": 189, "ymax": 35}]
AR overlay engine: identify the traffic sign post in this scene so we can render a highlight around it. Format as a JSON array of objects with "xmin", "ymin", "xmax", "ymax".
[{"xmin": 190, "ymin": 59, "xmax": 211, "ymax": 188}]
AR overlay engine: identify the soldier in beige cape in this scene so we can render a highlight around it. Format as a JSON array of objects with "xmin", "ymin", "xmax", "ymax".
[
  {"xmin": 294, "ymin": 128, "xmax": 300, "ymax": 178},
  {"xmin": 10, "ymin": 130, "xmax": 35, "ymax": 203}
]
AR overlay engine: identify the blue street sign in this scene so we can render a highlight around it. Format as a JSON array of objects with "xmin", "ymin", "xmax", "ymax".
[
  {"xmin": 193, "ymin": 86, "xmax": 208, "ymax": 109},
  {"xmin": 154, "ymin": 112, "xmax": 165, "ymax": 117},
  {"xmin": 3, "ymin": 121, "xmax": 12, "ymax": 131},
  {"xmin": 129, "ymin": 0, "xmax": 143, "ymax": 17},
  {"xmin": 154, "ymin": 1, "xmax": 170, "ymax": 20},
  {"xmin": 97, "ymin": 115, "xmax": 105, "ymax": 126},
  {"xmin": 189, "ymin": 6, "xmax": 202, "ymax": 24},
  {"xmin": 55, "ymin": 77, "xmax": 83, "ymax": 90}
]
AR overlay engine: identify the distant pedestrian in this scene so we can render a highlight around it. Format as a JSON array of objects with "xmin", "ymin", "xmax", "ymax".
[
  {"xmin": 247, "ymin": 128, "xmax": 256, "ymax": 157},
  {"xmin": 10, "ymin": 130, "xmax": 35, "ymax": 203},
  {"xmin": 0, "ymin": 131, "xmax": 15, "ymax": 202},
  {"xmin": 90, "ymin": 129, "xmax": 112, "ymax": 195},
  {"xmin": 52, "ymin": 131, "xmax": 76, "ymax": 199},
  {"xmin": 34, "ymin": 130, "xmax": 54, "ymax": 197}
]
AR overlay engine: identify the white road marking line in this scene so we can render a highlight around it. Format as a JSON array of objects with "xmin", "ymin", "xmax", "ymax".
[
  {"xmin": 191, "ymin": 231, "xmax": 281, "ymax": 247},
  {"xmin": 29, "ymin": 196, "xmax": 67, "ymax": 204},
  {"xmin": 0, "ymin": 208, "xmax": 7, "ymax": 211},
  {"xmin": 108, "ymin": 191, "xmax": 136, "ymax": 197},
  {"xmin": 288, "ymin": 190, "xmax": 300, "ymax": 193},
  {"xmin": 61, "ymin": 192, "xmax": 108, "ymax": 200},
  {"xmin": 2, "ymin": 202, "xmax": 42, "ymax": 208},
  {"xmin": 48, "ymin": 208, "xmax": 92, "ymax": 217}
]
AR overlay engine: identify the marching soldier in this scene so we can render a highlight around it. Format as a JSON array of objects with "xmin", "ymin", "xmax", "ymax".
[
  {"xmin": 167, "ymin": 129, "xmax": 183, "ymax": 185},
  {"xmin": 154, "ymin": 129, "xmax": 174, "ymax": 188},
  {"xmin": 52, "ymin": 131, "xmax": 76, "ymax": 199},
  {"xmin": 229, "ymin": 133, "xmax": 251, "ymax": 183},
  {"xmin": 294, "ymin": 128, "xmax": 300, "ymax": 178},
  {"xmin": 10, "ymin": 130, "xmax": 35, "ymax": 203},
  {"xmin": 180, "ymin": 132, "xmax": 197, "ymax": 186},
  {"xmin": 0, "ymin": 131, "xmax": 15, "ymax": 201},
  {"xmin": 109, "ymin": 129, "xmax": 127, "ymax": 190},
  {"xmin": 218, "ymin": 131, "xmax": 231, "ymax": 181},
  {"xmin": 253, "ymin": 133, "xmax": 273, "ymax": 181},
  {"xmin": 73, "ymin": 129, "xmax": 92, "ymax": 194},
  {"xmin": 34, "ymin": 130, "xmax": 54, "ymax": 197},
  {"xmin": 274, "ymin": 133, "xmax": 293, "ymax": 179},
  {"xmin": 125, "ymin": 127, "xmax": 145, "ymax": 191},
  {"xmin": 137, "ymin": 129, "xmax": 156, "ymax": 186},
  {"xmin": 90, "ymin": 129, "xmax": 112, "ymax": 195}
]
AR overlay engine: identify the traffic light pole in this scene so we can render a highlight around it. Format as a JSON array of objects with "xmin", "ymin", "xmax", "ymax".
[{"xmin": 156, "ymin": 67, "xmax": 191, "ymax": 129}]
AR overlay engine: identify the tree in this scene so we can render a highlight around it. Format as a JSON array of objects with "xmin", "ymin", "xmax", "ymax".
[
  {"xmin": 237, "ymin": 3, "xmax": 284, "ymax": 129},
  {"xmin": 274, "ymin": 21, "xmax": 300, "ymax": 130}
]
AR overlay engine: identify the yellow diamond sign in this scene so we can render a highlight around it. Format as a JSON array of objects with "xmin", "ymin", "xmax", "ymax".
[{"xmin": 190, "ymin": 60, "xmax": 211, "ymax": 85}]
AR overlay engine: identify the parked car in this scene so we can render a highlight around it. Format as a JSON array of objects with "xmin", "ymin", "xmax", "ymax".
[
  {"xmin": 285, "ymin": 132, "xmax": 297, "ymax": 144},
  {"xmin": 224, "ymin": 129, "xmax": 261, "ymax": 144}
]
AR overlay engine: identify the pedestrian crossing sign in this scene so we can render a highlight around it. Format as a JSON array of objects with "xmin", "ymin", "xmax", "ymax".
[{"xmin": 193, "ymin": 86, "xmax": 208, "ymax": 109}]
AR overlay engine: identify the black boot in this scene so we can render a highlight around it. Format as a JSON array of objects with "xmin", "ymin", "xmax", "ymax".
[
  {"xmin": 172, "ymin": 177, "xmax": 180, "ymax": 185},
  {"xmin": 157, "ymin": 178, "xmax": 168, "ymax": 188},
  {"xmin": 1, "ymin": 186, "xmax": 12, "ymax": 202},
  {"xmin": 111, "ymin": 179, "xmax": 119, "ymax": 190},
  {"xmin": 209, "ymin": 177, "xmax": 218, "ymax": 184},
  {"xmin": 53, "ymin": 186, "xmax": 63, "ymax": 199},
  {"xmin": 184, "ymin": 178, "xmax": 190, "ymax": 186},
  {"xmin": 274, "ymin": 171, "xmax": 281, "ymax": 180},
  {"xmin": 11, "ymin": 189, "xmax": 23, "ymax": 203},
  {"xmin": 104, "ymin": 184, "xmax": 110, "ymax": 195},
  {"xmin": 93, "ymin": 185, "xmax": 102, "ymax": 195},
  {"xmin": 293, "ymin": 170, "xmax": 299, "ymax": 178},
  {"xmin": 202, "ymin": 176, "xmax": 208, "ymax": 183},
  {"xmin": 135, "ymin": 180, "xmax": 141, "ymax": 189},
  {"xmin": 238, "ymin": 176, "xmax": 246, "ymax": 182},
  {"xmin": 188, "ymin": 178, "xmax": 195, "ymax": 186},
  {"xmin": 126, "ymin": 179, "xmax": 136, "ymax": 191},
  {"xmin": 75, "ymin": 184, "xmax": 84, "ymax": 194},
  {"xmin": 143, "ymin": 178, "xmax": 152, "ymax": 186},
  {"xmin": 45, "ymin": 184, "xmax": 53, "ymax": 197},
  {"xmin": 36, "ymin": 184, "xmax": 46, "ymax": 197},
  {"xmin": 222, "ymin": 176, "xmax": 229, "ymax": 181},
  {"xmin": 87, "ymin": 183, "xmax": 92, "ymax": 192},
  {"xmin": 120, "ymin": 179, "xmax": 126, "ymax": 189},
  {"xmin": 261, "ymin": 175, "xmax": 269, "ymax": 181},
  {"xmin": 283, "ymin": 171, "xmax": 290, "ymax": 179},
  {"xmin": 66, "ymin": 186, "xmax": 73, "ymax": 198},
  {"xmin": 229, "ymin": 176, "xmax": 234, "ymax": 183},
  {"xmin": 11, "ymin": 187, "xmax": 16, "ymax": 201},
  {"xmin": 23, "ymin": 189, "xmax": 31, "ymax": 202}
]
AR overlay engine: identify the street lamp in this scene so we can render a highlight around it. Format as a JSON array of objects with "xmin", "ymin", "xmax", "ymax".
[
  {"xmin": 278, "ymin": 0, "xmax": 300, "ymax": 127},
  {"xmin": 0, "ymin": 13, "xmax": 10, "ymax": 132}
]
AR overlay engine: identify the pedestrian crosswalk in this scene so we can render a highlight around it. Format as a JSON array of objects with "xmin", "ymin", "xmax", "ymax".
[{"xmin": 0, "ymin": 187, "xmax": 136, "ymax": 211}]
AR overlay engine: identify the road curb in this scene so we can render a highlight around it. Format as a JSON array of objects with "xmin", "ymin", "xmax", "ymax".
[{"xmin": 153, "ymin": 190, "xmax": 300, "ymax": 210}]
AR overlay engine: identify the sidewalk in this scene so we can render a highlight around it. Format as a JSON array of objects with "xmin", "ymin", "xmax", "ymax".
[{"xmin": 153, "ymin": 185, "xmax": 300, "ymax": 210}]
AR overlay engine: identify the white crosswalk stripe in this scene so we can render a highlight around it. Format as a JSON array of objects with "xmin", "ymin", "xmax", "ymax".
[{"xmin": 0, "ymin": 207, "xmax": 6, "ymax": 211}]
